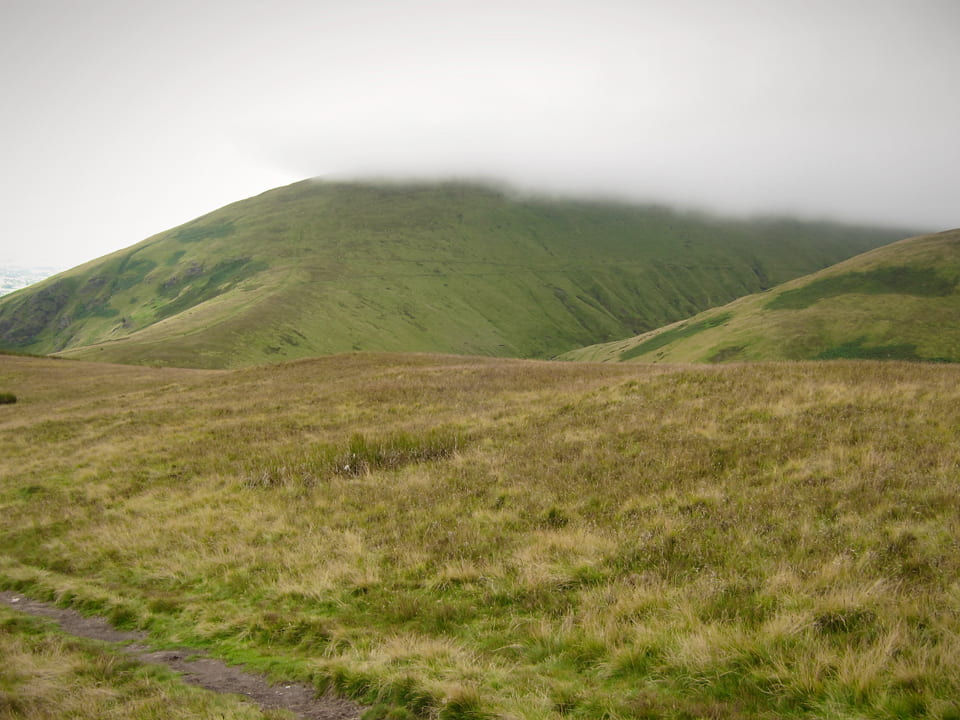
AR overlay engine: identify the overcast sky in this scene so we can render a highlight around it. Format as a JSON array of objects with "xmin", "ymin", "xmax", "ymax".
[{"xmin": 1, "ymin": 0, "xmax": 958, "ymax": 268}]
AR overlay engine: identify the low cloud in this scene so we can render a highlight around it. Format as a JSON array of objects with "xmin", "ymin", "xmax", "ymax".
[{"xmin": 1, "ymin": 0, "xmax": 957, "ymax": 267}]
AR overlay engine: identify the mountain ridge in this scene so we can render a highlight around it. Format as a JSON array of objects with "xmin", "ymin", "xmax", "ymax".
[{"xmin": 0, "ymin": 179, "xmax": 912, "ymax": 368}]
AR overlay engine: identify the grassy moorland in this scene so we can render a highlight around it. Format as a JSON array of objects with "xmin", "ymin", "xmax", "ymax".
[
  {"xmin": 0, "ymin": 180, "xmax": 908, "ymax": 367},
  {"xmin": 563, "ymin": 228, "xmax": 960, "ymax": 364},
  {"xmin": 1, "ymin": 352, "xmax": 959, "ymax": 719}
]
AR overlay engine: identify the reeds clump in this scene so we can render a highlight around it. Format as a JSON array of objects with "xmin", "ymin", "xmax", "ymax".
[{"xmin": 243, "ymin": 427, "xmax": 465, "ymax": 487}]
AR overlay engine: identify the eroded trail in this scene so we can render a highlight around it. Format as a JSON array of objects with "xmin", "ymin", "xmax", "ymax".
[{"xmin": 0, "ymin": 591, "xmax": 364, "ymax": 720}]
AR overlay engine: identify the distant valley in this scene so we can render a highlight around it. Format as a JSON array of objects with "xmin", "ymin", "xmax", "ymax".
[
  {"xmin": 0, "ymin": 266, "xmax": 63, "ymax": 297},
  {"xmin": 564, "ymin": 228, "xmax": 960, "ymax": 363}
]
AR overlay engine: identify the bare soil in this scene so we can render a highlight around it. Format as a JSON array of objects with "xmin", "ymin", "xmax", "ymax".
[{"xmin": 0, "ymin": 591, "xmax": 364, "ymax": 720}]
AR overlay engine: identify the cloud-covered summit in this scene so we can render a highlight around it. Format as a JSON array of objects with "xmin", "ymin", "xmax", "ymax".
[{"xmin": 1, "ymin": 0, "xmax": 957, "ymax": 267}]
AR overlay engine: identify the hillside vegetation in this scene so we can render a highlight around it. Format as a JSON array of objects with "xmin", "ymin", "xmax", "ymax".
[
  {"xmin": 563, "ymin": 228, "xmax": 960, "ymax": 363},
  {"xmin": 0, "ymin": 180, "xmax": 908, "ymax": 368},
  {"xmin": 1, "ymin": 352, "xmax": 958, "ymax": 719}
]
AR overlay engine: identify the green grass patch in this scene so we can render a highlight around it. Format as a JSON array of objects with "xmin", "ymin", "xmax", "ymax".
[
  {"xmin": 174, "ymin": 219, "xmax": 236, "ymax": 243},
  {"xmin": 73, "ymin": 301, "xmax": 120, "ymax": 320},
  {"xmin": 154, "ymin": 257, "xmax": 268, "ymax": 321},
  {"xmin": 708, "ymin": 345, "xmax": 746, "ymax": 363},
  {"xmin": 767, "ymin": 265, "xmax": 955, "ymax": 310},
  {"xmin": 815, "ymin": 337, "xmax": 952, "ymax": 362},
  {"xmin": 620, "ymin": 312, "xmax": 732, "ymax": 360},
  {"xmin": 0, "ymin": 392, "xmax": 16, "ymax": 404},
  {"xmin": 114, "ymin": 257, "xmax": 157, "ymax": 291},
  {"xmin": 165, "ymin": 250, "xmax": 186, "ymax": 266}
]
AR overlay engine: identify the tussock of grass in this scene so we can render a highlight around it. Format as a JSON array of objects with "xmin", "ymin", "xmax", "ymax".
[
  {"xmin": 243, "ymin": 428, "xmax": 466, "ymax": 487},
  {"xmin": 2, "ymin": 353, "xmax": 960, "ymax": 718}
]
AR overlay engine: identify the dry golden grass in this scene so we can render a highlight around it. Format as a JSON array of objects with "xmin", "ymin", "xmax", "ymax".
[
  {"xmin": 1, "ymin": 352, "xmax": 959, "ymax": 719},
  {"xmin": 0, "ymin": 606, "xmax": 285, "ymax": 719}
]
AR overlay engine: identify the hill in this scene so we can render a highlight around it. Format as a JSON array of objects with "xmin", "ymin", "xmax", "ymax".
[
  {"xmin": 0, "ymin": 179, "xmax": 909, "ymax": 368},
  {"xmin": 1, "ymin": 352, "xmax": 958, "ymax": 718},
  {"xmin": 562, "ymin": 228, "xmax": 960, "ymax": 363}
]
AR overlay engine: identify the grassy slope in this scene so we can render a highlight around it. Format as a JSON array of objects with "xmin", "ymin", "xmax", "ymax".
[
  {"xmin": 0, "ymin": 180, "xmax": 908, "ymax": 368},
  {"xmin": 562, "ymin": 228, "xmax": 960, "ymax": 363},
  {"xmin": 2, "ymin": 353, "xmax": 959, "ymax": 719}
]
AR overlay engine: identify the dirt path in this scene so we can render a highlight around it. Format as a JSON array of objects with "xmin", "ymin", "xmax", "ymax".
[{"xmin": 0, "ymin": 591, "xmax": 364, "ymax": 720}]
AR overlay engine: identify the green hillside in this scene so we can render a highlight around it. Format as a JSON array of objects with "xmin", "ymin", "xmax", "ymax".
[
  {"xmin": 562, "ymin": 228, "xmax": 960, "ymax": 363},
  {"xmin": 0, "ymin": 180, "xmax": 908, "ymax": 368}
]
